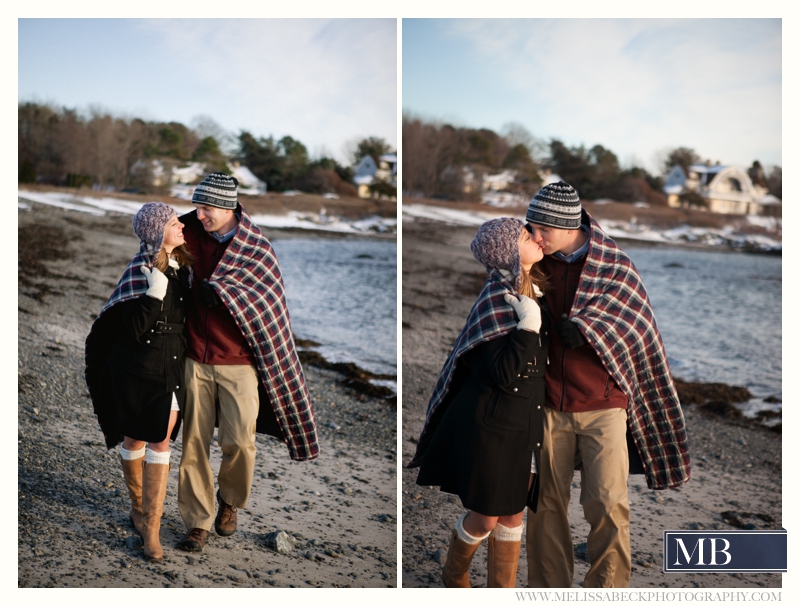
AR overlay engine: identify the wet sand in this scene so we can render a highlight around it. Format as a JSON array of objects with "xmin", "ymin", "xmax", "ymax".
[
  {"xmin": 400, "ymin": 219, "xmax": 781, "ymax": 589},
  {"xmin": 17, "ymin": 199, "xmax": 397, "ymax": 588}
]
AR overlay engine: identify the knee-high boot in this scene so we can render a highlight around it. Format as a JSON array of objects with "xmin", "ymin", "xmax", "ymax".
[
  {"xmin": 442, "ymin": 514, "xmax": 488, "ymax": 588},
  {"xmin": 120, "ymin": 456, "xmax": 144, "ymax": 534},
  {"xmin": 141, "ymin": 462, "xmax": 170, "ymax": 559},
  {"xmin": 487, "ymin": 535, "xmax": 522, "ymax": 588}
]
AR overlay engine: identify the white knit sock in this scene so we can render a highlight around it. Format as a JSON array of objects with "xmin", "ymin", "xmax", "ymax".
[
  {"xmin": 145, "ymin": 448, "xmax": 170, "ymax": 465},
  {"xmin": 492, "ymin": 522, "xmax": 524, "ymax": 542},
  {"xmin": 119, "ymin": 445, "xmax": 146, "ymax": 461},
  {"xmin": 455, "ymin": 512, "xmax": 491, "ymax": 545}
]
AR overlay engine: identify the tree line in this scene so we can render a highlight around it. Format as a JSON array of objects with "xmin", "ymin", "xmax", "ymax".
[
  {"xmin": 18, "ymin": 101, "xmax": 393, "ymax": 198},
  {"xmin": 402, "ymin": 114, "xmax": 782, "ymax": 204}
]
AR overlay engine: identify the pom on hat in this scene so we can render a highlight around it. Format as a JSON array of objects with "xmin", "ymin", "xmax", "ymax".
[
  {"xmin": 192, "ymin": 172, "xmax": 238, "ymax": 209},
  {"xmin": 470, "ymin": 217, "xmax": 525, "ymax": 288},
  {"xmin": 526, "ymin": 181, "xmax": 582, "ymax": 229},
  {"xmin": 132, "ymin": 202, "xmax": 177, "ymax": 252}
]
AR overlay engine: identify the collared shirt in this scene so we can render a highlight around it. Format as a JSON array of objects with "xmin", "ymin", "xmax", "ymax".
[
  {"xmin": 553, "ymin": 225, "xmax": 591, "ymax": 264},
  {"xmin": 210, "ymin": 223, "xmax": 238, "ymax": 243}
]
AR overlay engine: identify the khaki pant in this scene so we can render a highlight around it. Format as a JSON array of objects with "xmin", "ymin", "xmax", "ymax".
[
  {"xmin": 178, "ymin": 358, "xmax": 260, "ymax": 531},
  {"xmin": 526, "ymin": 407, "xmax": 631, "ymax": 588}
]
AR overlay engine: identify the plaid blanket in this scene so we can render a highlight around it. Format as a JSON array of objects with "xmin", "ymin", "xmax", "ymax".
[
  {"xmin": 198, "ymin": 207, "xmax": 319, "ymax": 461},
  {"xmin": 99, "ymin": 242, "xmax": 153, "ymax": 314},
  {"xmin": 570, "ymin": 211, "xmax": 690, "ymax": 489},
  {"xmin": 409, "ymin": 268, "xmax": 519, "ymax": 467}
]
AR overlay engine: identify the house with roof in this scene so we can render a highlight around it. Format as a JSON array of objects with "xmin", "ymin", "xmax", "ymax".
[
  {"xmin": 663, "ymin": 162, "xmax": 779, "ymax": 215},
  {"xmin": 353, "ymin": 153, "xmax": 397, "ymax": 199}
]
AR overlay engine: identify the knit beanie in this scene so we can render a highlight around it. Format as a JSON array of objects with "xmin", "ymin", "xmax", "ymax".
[
  {"xmin": 132, "ymin": 202, "xmax": 176, "ymax": 251},
  {"xmin": 470, "ymin": 217, "xmax": 524, "ymax": 288},
  {"xmin": 526, "ymin": 181, "xmax": 582, "ymax": 229},
  {"xmin": 192, "ymin": 172, "xmax": 239, "ymax": 209}
]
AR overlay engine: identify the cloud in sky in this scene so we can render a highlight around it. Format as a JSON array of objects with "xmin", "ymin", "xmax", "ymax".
[
  {"xmin": 403, "ymin": 19, "xmax": 781, "ymax": 173},
  {"xmin": 19, "ymin": 19, "xmax": 397, "ymax": 164}
]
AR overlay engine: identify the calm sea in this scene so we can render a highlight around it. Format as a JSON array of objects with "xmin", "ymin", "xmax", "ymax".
[
  {"xmin": 270, "ymin": 236, "xmax": 397, "ymax": 379},
  {"xmin": 625, "ymin": 245, "xmax": 781, "ymax": 417}
]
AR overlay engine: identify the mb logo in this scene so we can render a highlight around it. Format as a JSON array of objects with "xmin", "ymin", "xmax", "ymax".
[{"xmin": 663, "ymin": 530, "xmax": 786, "ymax": 573}]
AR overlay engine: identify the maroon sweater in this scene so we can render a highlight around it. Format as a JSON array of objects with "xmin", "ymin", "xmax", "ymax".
[
  {"xmin": 184, "ymin": 217, "xmax": 256, "ymax": 366},
  {"xmin": 540, "ymin": 253, "xmax": 628, "ymax": 413}
]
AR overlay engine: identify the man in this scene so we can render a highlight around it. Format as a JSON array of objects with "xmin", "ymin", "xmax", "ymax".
[
  {"xmin": 523, "ymin": 181, "xmax": 690, "ymax": 587},
  {"xmin": 176, "ymin": 172, "xmax": 318, "ymax": 552}
]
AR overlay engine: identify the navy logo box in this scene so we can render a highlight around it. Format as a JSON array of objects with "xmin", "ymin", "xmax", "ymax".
[{"xmin": 664, "ymin": 530, "xmax": 786, "ymax": 573}]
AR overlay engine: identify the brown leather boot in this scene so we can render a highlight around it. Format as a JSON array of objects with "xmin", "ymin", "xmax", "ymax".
[
  {"xmin": 120, "ymin": 456, "xmax": 144, "ymax": 534},
  {"xmin": 442, "ymin": 530, "xmax": 482, "ymax": 588},
  {"xmin": 141, "ymin": 462, "xmax": 170, "ymax": 560},
  {"xmin": 487, "ymin": 536, "xmax": 522, "ymax": 588},
  {"xmin": 214, "ymin": 490, "xmax": 238, "ymax": 537}
]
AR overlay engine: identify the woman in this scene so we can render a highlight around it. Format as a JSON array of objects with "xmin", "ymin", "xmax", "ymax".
[
  {"xmin": 85, "ymin": 202, "xmax": 193, "ymax": 560},
  {"xmin": 408, "ymin": 217, "xmax": 550, "ymax": 588}
]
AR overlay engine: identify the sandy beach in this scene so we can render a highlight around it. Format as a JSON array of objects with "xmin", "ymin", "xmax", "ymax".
[
  {"xmin": 400, "ymin": 219, "xmax": 781, "ymax": 589},
  {"xmin": 18, "ymin": 198, "xmax": 397, "ymax": 588}
]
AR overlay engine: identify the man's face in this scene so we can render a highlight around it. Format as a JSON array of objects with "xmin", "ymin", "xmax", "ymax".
[
  {"xmin": 525, "ymin": 223, "xmax": 575, "ymax": 255},
  {"xmin": 194, "ymin": 204, "xmax": 234, "ymax": 233}
]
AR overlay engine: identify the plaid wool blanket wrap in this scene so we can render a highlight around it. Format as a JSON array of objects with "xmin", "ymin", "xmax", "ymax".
[
  {"xmin": 200, "ymin": 207, "xmax": 319, "ymax": 461},
  {"xmin": 569, "ymin": 211, "xmax": 690, "ymax": 489},
  {"xmin": 409, "ymin": 269, "xmax": 519, "ymax": 468},
  {"xmin": 96, "ymin": 241, "xmax": 161, "ymax": 313}
]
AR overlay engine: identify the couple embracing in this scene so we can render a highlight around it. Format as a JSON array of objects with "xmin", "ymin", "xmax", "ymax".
[
  {"xmin": 409, "ymin": 181, "xmax": 691, "ymax": 588},
  {"xmin": 85, "ymin": 173, "xmax": 318, "ymax": 560}
]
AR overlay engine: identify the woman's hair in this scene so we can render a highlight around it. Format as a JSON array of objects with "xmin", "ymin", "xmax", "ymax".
[
  {"xmin": 153, "ymin": 243, "xmax": 194, "ymax": 271},
  {"xmin": 517, "ymin": 264, "xmax": 550, "ymax": 299}
]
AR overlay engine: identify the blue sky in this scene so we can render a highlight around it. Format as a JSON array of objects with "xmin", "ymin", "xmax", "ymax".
[
  {"xmin": 403, "ymin": 19, "xmax": 781, "ymax": 174},
  {"xmin": 19, "ymin": 19, "xmax": 397, "ymax": 164}
]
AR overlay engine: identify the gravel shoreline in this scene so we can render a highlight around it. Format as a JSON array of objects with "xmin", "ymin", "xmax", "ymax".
[
  {"xmin": 18, "ymin": 201, "xmax": 397, "ymax": 588},
  {"xmin": 400, "ymin": 219, "xmax": 781, "ymax": 589}
]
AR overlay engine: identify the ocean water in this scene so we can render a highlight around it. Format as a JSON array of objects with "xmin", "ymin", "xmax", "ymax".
[
  {"xmin": 624, "ymin": 246, "xmax": 781, "ymax": 417},
  {"xmin": 270, "ymin": 236, "xmax": 397, "ymax": 379}
]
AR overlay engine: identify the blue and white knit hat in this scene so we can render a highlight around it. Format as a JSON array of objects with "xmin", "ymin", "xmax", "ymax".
[
  {"xmin": 132, "ymin": 202, "xmax": 176, "ymax": 252},
  {"xmin": 470, "ymin": 217, "xmax": 524, "ymax": 289},
  {"xmin": 526, "ymin": 181, "xmax": 582, "ymax": 229},
  {"xmin": 192, "ymin": 172, "xmax": 239, "ymax": 209}
]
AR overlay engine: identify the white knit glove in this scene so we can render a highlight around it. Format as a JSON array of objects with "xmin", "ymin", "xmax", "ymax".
[
  {"xmin": 504, "ymin": 293, "xmax": 542, "ymax": 333},
  {"xmin": 141, "ymin": 266, "xmax": 168, "ymax": 300}
]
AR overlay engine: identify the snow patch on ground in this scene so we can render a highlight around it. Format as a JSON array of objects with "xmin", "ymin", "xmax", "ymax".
[
  {"xmin": 19, "ymin": 190, "xmax": 396, "ymax": 235},
  {"xmin": 403, "ymin": 204, "xmax": 781, "ymax": 252}
]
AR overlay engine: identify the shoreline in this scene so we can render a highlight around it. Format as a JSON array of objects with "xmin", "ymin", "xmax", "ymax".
[
  {"xmin": 400, "ymin": 219, "xmax": 781, "ymax": 589},
  {"xmin": 402, "ymin": 198, "xmax": 781, "ymax": 255},
  {"xmin": 18, "ymin": 201, "xmax": 397, "ymax": 588},
  {"xmin": 18, "ymin": 187, "xmax": 398, "ymax": 240}
]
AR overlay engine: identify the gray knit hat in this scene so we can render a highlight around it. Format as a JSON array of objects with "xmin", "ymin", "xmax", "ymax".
[
  {"xmin": 132, "ymin": 202, "xmax": 176, "ymax": 251},
  {"xmin": 526, "ymin": 181, "xmax": 582, "ymax": 229},
  {"xmin": 192, "ymin": 172, "xmax": 239, "ymax": 209},
  {"xmin": 470, "ymin": 217, "xmax": 525, "ymax": 288}
]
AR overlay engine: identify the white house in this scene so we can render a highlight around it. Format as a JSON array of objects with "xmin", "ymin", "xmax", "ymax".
[
  {"xmin": 228, "ymin": 162, "xmax": 267, "ymax": 195},
  {"xmin": 663, "ymin": 163, "xmax": 778, "ymax": 215},
  {"xmin": 353, "ymin": 153, "xmax": 397, "ymax": 199}
]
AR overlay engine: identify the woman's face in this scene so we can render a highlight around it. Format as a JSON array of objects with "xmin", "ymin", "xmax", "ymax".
[
  {"xmin": 161, "ymin": 215, "xmax": 185, "ymax": 253},
  {"xmin": 518, "ymin": 226, "xmax": 544, "ymax": 269}
]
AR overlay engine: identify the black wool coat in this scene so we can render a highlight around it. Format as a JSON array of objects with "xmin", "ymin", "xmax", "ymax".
[
  {"xmin": 415, "ymin": 315, "xmax": 550, "ymax": 517},
  {"xmin": 86, "ymin": 264, "xmax": 189, "ymax": 448}
]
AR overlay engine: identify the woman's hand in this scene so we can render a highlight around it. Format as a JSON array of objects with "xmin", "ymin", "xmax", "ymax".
[
  {"xmin": 141, "ymin": 266, "xmax": 168, "ymax": 300},
  {"xmin": 504, "ymin": 293, "xmax": 542, "ymax": 333}
]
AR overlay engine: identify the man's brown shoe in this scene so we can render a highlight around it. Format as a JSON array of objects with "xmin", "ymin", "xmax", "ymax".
[
  {"xmin": 176, "ymin": 528, "xmax": 209, "ymax": 552},
  {"xmin": 215, "ymin": 490, "xmax": 238, "ymax": 537}
]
